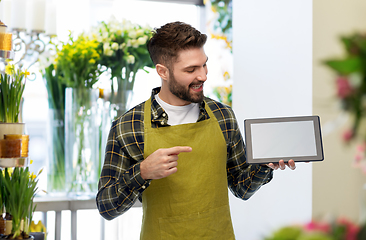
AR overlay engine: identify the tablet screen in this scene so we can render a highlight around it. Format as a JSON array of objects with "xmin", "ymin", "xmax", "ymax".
[{"xmin": 244, "ymin": 116, "xmax": 324, "ymax": 164}]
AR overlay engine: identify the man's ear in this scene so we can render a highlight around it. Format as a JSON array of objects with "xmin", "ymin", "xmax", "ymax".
[{"xmin": 156, "ymin": 64, "xmax": 169, "ymax": 80}]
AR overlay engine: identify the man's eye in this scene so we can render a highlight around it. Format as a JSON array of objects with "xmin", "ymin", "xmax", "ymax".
[{"xmin": 187, "ymin": 69, "xmax": 195, "ymax": 73}]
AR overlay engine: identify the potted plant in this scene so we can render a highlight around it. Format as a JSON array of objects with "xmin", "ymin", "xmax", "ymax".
[
  {"xmin": 0, "ymin": 166, "xmax": 41, "ymax": 239},
  {"xmin": 0, "ymin": 64, "xmax": 29, "ymax": 140}
]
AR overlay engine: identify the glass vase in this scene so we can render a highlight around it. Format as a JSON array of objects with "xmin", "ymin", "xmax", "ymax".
[
  {"xmin": 47, "ymin": 108, "xmax": 66, "ymax": 194},
  {"xmin": 109, "ymin": 90, "xmax": 133, "ymax": 120},
  {"xmin": 65, "ymin": 87, "xmax": 101, "ymax": 198}
]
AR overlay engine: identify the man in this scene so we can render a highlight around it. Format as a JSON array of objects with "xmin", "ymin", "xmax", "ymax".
[{"xmin": 96, "ymin": 21, "xmax": 296, "ymax": 239}]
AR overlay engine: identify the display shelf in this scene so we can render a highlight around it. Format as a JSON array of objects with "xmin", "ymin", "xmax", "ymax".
[
  {"xmin": 0, "ymin": 157, "xmax": 30, "ymax": 168},
  {"xmin": 0, "ymin": 49, "xmax": 14, "ymax": 60}
]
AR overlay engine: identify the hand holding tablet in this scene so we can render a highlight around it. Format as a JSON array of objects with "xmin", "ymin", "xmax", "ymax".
[{"xmin": 244, "ymin": 116, "xmax": 324, "ymax": 165}]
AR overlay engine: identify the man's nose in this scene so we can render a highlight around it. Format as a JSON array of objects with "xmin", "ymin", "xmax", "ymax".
[{"xmin": 197, "ymin": 66, "xmax": 207, "ymax": 82}]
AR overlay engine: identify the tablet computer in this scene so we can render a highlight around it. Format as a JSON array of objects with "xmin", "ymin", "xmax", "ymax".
[{"xmin": 244, "ymin": 115, "xmax": 324, "ymax": 164}]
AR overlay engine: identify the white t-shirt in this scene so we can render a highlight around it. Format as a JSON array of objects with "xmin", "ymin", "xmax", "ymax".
[{"xmin": 155, "ymin": 94, "xmax": 200, "ymax": 126}]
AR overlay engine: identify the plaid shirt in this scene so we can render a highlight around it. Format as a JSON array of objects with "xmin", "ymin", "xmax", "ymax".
[{"xmin": 96, "ymin": 88, "xmax": 273, "ymax": 220}]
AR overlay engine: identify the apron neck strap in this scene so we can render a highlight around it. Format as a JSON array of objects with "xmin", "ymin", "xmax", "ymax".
[{"xmin": 144, "ymin": 97, "xmax": 216, "ymax": 124}]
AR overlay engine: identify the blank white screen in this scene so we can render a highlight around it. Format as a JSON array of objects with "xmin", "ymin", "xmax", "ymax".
[{"xmin": 251, "ymin": 121, "xmax": 317, "ymax": 159}]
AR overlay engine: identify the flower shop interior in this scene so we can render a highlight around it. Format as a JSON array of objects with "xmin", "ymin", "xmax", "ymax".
[{"xmin": 0, "ymin": 0, "xmax": 365, "ymax": 239}]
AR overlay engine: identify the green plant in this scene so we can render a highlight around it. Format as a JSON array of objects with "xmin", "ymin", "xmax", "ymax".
[
  {"xmin": 322, "ymin": 32, "xmax": 366, "ymax": 172},
  {"xmin": 323, "ymin": 32, "xmax": 366, "ymax": 142},
  {"xmin": 40, "ymin": 50, "xmax": 67, "ymax": 192},
  {"xmin": 1, "ymin": 167, "xmax": 41, "ymax": 239},
  {"xmin": 0, "ymin": 64, "xmax": 29, "ymax": 123}
]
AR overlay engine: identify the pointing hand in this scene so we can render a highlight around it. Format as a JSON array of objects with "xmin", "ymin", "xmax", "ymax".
[{"xmin": 140, "ymin": 146, "xmax": 192, "ymax": 180}]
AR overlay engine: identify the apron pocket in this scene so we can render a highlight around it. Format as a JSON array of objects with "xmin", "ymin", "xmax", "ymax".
[{"xmin": 158, "ymin": 204, "xmax": 235, "ymax": 240}]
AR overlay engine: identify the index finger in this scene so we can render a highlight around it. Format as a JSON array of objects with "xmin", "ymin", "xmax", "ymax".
[{"xmin": 166, "ymin": 146, "xmax": 192, "ymax": 155}]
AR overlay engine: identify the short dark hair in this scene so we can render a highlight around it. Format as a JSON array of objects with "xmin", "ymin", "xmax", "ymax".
[{"xmin": 147, "ymin": 21, "xmax": 207, "ymax": 68}]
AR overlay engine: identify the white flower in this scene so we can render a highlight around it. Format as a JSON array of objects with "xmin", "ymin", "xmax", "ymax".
[
  {"xmin": 136, "ymin": 29, "xmax": 144, "ymax": 37},
  {"xmin": 111, "ymin": 42, "xmax": 119, "ymax": 50},
  {"xmin": 105, "ymin": 48, "xmax": 114, "ymax": 56},
  {"xmin": 137, "ymin": 36, "xmax": 148, "ymax": 45},
  {"xmin": 130, "ymin": 39, "xmax": 139, "ymax": 48},
  {"xmin": 126, "ymin": 55, "xmax": 135, "ymax": 64},
  {"xmin": 38, "ymin": 51, "xmax": 56, "ymax": 70},
  {"xmin": 102, "ymin": 32, "xmax": 109, "ymax": 41},
  {"xmin": 103, "ymin": 43, "xmax": 114, "ymax": 56},
  {"xmin": 129, "ymin": 30, "xmax": 137, "ymax": 39},
  {"xmin": 96, "ymin": 35, "xmax": 104, "ymax": 43}
]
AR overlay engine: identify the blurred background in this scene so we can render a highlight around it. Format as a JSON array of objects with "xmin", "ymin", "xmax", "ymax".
[{"xmin": 2, "ymin": 0, "xmax": 366, "ymax": 239}]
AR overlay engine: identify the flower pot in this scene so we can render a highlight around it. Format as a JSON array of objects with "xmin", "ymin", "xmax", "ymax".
[
  {"xmin": 0, "ymin": 123, "xmax": 25, "ymax": 140},
  {"xmin": 4, "ymin": 219, "xmax": 12, "ymax": 235},
  {"xmin": 0, "ymin": 216, "xmax": 5, "ymax": 235},
  {"xmin": 0, "ymin": 235, "xmax": 34, "ymax": 239},
  {"xmin": 30, "ymin": 232, "xmax": 44, "ymax": 240}
]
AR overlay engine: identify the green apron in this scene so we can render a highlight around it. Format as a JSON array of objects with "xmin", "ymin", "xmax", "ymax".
[{"xmin": 140, "ymin": 98, "xmax": 235, "ymax": 240}]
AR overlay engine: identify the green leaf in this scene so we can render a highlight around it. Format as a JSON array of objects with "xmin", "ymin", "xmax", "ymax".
[{"xmin": 323, "ymin": 57, "xmax": 362, "ymax": 75}]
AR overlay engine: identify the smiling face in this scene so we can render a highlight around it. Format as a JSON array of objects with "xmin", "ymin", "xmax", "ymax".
[{"xmin": 157, "ymin": 47, "xmax": 208, "ymax": 106}]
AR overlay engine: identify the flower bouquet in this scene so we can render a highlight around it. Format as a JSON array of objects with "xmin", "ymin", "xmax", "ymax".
[
  {"xmin": 88, "ymin": 16, "xmax": 154, "ymax": 118},
  {"xmin": 0, "ymin": 167, "xmax": 41, "ymax": 239},
  {"xmin": 323, "ymin": 32, "xmax": 366, "ymax": 172},
  {"xmin": 54, "ymin": 32, "xmax": 102, "ymax": 196}
]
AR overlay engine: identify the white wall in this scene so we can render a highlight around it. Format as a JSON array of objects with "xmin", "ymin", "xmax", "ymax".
[{"xmin": 231, "ymin": 1, "xmax": 313, "ymax": 239}]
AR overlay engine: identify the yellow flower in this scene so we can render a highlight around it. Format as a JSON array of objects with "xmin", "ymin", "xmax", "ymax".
[
  {"xmin": 223, "ymin": 71, "xmax": 230, "ymax": 81},
  {"xmin": 89, "ymin": 59, "xmax": 96, "ymax": 64},
  {"xmin": 30, "ymin": 173, "xmax": 37, "ymax": 180},
  {"xmin": 5, "ymin": 64, "xmax": 14, "ymax": 75},
  {"xmin": 30, "ymin": 220, "xmax": 47, "ymax": 233},
  {"xmin": 2, "ymin": 168, "xmax": 13, "ymax": 176},
  {"xmin": 92, "ymin": 52, "xmax": 99, "ymax": 58}
]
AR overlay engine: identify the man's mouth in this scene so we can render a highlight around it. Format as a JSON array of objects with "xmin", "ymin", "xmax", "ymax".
[{"xmin": 190, "ymin": 83, "xmax": 203, "ymax": 91}]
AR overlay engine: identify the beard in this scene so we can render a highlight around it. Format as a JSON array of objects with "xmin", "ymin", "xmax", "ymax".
[{"xmin": 168, "ymin": 70, "xmax": 205, "ymax": 103}]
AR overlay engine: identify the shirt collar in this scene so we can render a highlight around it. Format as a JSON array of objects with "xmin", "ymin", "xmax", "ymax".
[{"xmin": 150, "ymin": 87, "xmax": 209, "ymax": 124}]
